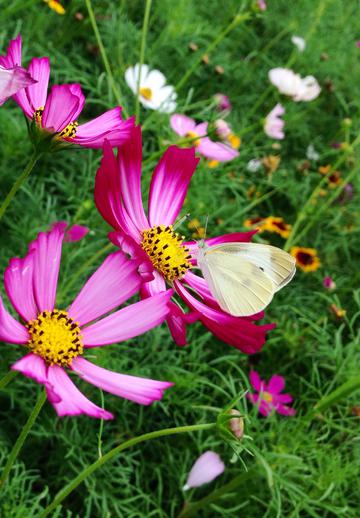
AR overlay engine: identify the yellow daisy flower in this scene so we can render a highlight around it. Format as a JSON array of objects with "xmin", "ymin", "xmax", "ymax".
[{"xmin": 290, "ymin": 247, "xmax": 321, "ymax": 272}]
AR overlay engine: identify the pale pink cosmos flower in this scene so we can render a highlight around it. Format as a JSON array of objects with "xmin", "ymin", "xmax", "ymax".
[
  {"xmin": 0, "ymin": 35, "xmax": 135, "ymax": 148},
  {"xmin": 0, "ymin": 63, "xmax": 36, "ymax": 106},
  {"xmin": 183, "ymin": 451, "xmax": 225, "ymax": 490},
  {"xmin": 269, "ymin": 68, "xmax": 321, "ymax": 102},
  {"xmin": 170, "ymin": 114, "xmax": 239, "ymax": 162},
  {"xmin": 247, "ymin": 371, "xmax": 296, "ymax": 417},
  {"xmin": 257, "ymin": 0, "xmax": 267, "ymax": 10},
  {"xmin": 95, "ymin": 126, "xmax": 274, "ymax": 353},
  {"xmin": 264, "ymin": 103, "xmax": 285, "ymax": 140},
  {"xmin": 0, "ymin": 226, "xmax": 173, "ymax": 419}
]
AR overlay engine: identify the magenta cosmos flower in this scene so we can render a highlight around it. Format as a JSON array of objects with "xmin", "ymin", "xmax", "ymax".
[
  {"xmin": 247, "ymin": 371, "xmax": 296, "ymax": 417},
  {"xmin": 0, "ymin": 35, "xmax": 134, "ymax": 148},
  {"xmin": 0, "ymin": 225, "xmax": 173, "ymax": 419},
  {"xmin": 170, "ymin": 114, "xmax": 239, "ymax": 162},
  {"xmin": 94, "ymin": 126, "xmax": 274, "ymax": 353}
]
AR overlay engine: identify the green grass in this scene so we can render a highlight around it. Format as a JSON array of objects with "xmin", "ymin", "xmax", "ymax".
[{"xmin": 0, "ymin": 0, "xmax": 360, "ymax": 516}]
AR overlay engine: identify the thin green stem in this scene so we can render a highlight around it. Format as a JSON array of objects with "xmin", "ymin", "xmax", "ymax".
[
  {"xmin": 0, "ymin": 389, "xmax": 47, "ymax": 487},
  {"xmin": 0, "ymin": 370, "xmax": 18, "ymax": 391},
  {"xmin": 284, "ymin": 133, "xmax": 360, "ymax": 251},
  {"xmin": 85, "ymin": 0, "xmax": 128, "ymax": 117},
  {"xmin": 40, "ymin": 423, "xmax": 215, "ymax": 517},
  {"xmin": 0, "ymin": 151, "xmax": 41, "ymax": 221},
  {"xmin": 177, "ymin": 469, "xmax": 257, "ymax": 518},
  {"xmin": 135, "ymin": 0, "xmax": 152, "ymax": 123},
  {"xmin": 176, "ymin": 11, "xmax": 250, "ymax": 92}
]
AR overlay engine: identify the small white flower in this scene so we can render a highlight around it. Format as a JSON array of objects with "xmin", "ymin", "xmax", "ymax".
[
  {"xmin": 183, "ymin": 451, "xmax": 225, "ymax": 491},
  {"xmin": 247, "ymin": 159, "xmax": 262, "ymax": 172},
  {"xmin": 124, "ymin": 63, "xmax": 177, "ymax": 113},
  {"xmin": 306, "ymin": 144, "xmax": 320, "ymax": 161},
  {"xmin": 291, "ymin": 35, "xmax": 306, "ymax": 52},
  {"xmin": 268, "ymin": 67, "xmax": 321, "ymax": 102}
]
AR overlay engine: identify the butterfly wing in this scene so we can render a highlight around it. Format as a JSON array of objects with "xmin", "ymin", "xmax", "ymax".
[
  {"xmin": 205, "ymin": 242, "xmax": 296, "ymax": 292},
  {"xmin": 198, "ymin": 247, "xmax": 275, "ymax": 317}
]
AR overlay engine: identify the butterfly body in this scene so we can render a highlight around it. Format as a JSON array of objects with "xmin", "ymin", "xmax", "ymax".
[{"xmin": 197, "ymin": 241, "xmax": 296, "ymax": 317}]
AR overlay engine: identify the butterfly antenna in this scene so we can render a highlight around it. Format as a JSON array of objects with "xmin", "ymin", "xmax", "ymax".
[
  {"xmin": 173, "ymin": 213, "xmax": 191, "ymax": 230},
  {"xmin": 204, "ymin": 215, "xmax": 209, "ymax": 240}
]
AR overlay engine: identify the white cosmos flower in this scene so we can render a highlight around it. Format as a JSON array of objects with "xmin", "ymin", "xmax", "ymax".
[
  {"xmin": 124, "ymin": 63, "xmax": 177, "ymax": 113},
  {"xmin": 291, "ymin": 35, "xmax": 306, "ymax": 52},
  {"xmin": 306, "ymin": 144, "xmax": 320, "ymax": 161},
  {"xmin": 268, "ymin": 67, "xmax": 321, "ymax": 102}
]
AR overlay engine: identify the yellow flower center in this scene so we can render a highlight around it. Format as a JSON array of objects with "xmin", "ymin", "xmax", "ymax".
[
  {"xmin": 33, "ymin": 107, "xmax": 78, "ymax": 140},
  {"xmin": 227, "ymin": 133, "xmax": 241, "ymax": 149},
  {"xmin": 185, "ymin": 131, "xmax": 201, "ymax": 147},
  {"xmin": 139, "ymin": 87, "xmax": 153, "ymax": 101},
  {"xmin": 26, "ymin": 309, "xmax": 83, "ymax": 367},
  {"xmin": 263, "ymin": 392, "xmax": 273, "ymax": 403},
  {"xmin": 141, "ymin": 225, "xmax": 192, "ymax": 282}
]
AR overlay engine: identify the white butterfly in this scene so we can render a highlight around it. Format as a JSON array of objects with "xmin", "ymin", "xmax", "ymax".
[{"xmin": 196, "ymin": 241, "xmax": 296, "ymax": 317}]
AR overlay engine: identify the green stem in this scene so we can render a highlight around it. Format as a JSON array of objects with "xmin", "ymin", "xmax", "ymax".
[
  {"xmin": 178, "ymin": 469, "xmax": 256, "ymax": 518},
  {"xmin": 0, "ymin": 370, "xmax": 18, "ymax": 391},
  {"xmin": 284, "ymin": 133, "xmax": 360, "ymax": 251},
  {"xmin": 0, "ymin": 389, "xmax": 47, "ymax": 487},
  {"xmin": 310, "ymin": 375, "xmax": 360, "ymax": 417},
  {"xmin": 0, "ymin": 151, "xmax": 41, "ymax": 221},
  {"xmin": 40, "ymin": 423, "xmax": 215, "ymax": 517},
  {"xmin": 176, "ymin": 11, "xmax": 250, "ymax": 92},
  {"xmin": 135, "ymin": 0, "xmax": 152, "ymax": 123},
  {"xmin": 85, "ymin": 0, "xmax": 128, "ymax": 117}
]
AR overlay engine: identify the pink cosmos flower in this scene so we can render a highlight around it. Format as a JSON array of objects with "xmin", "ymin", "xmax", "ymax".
[
  {"xmin": 0, "ymin": 226, "xmax": 173, "ymax": 419},
  {"xmin": 170, "ymin": 114, "xmax": 239, "ymax": 162},
  {"xmin": 183, "ymin": 451, "xmax": 225, "ymax": 490},
  {"xmin": 264, "ymin": 103, "xmax": 285, "ymax": 140},
  {"xmin": 214, "ymin": 93, "xmax": 232, "ymax": 113},
  {"xmin": 0, "ymin": 35, "xmax": 134, "ymax": 148},
  {"xmin": 0, "ymin": 63, "xmax": 36, "ymax": 106},
  {"xmin": 247, "ymin": 371, "xmax": 296, "ymax": 417},
  {"xmin": 94, "ymin": 126, "xmax": 274, "ymax": 353},
  {"xmin": 257, "ymin": 0, "xmax": 267, "ymax": 10},
  {"xmin": 51, "ymin": 221, "xmax": 90, "ymax": 242}
]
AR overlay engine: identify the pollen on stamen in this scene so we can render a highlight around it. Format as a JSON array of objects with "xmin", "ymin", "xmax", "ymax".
[
  {"xmin": 141, "ymin": 225, "xmax": 192, "ymax": 282},
  {"xmin": 26, "ymin": 309, "xmax": 83, "ymax": 367}
]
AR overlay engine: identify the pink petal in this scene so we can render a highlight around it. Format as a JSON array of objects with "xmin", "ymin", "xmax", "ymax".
[
  {"xmin": 4, "ymin": 253, "xmax": 38, "ymax": 321},
  {"xmin": 25, "ymin": 57, "xmax": 50, "ymax": 112},
  {"xmin": 64, "ymin": 224, "xmax": 89, "ymax": 242},
  {"xmin": 11, "ymin": 353, "xmax": 48, "ymax": 385},
  {"xmin": 140, "ymin": 269, "xmax": 166, "ymax": 297},
  {"xmin": 0, "ymin": 295, "xmax": 29, "ymax": 344},
  {"xmin": 0, "ymin": 65, "xmax": 36, "ymax": 106},
  {"xmin": 112, "ymin": 126, "xmax": 149, "ymax": 231},
  {"xmin": 148, "ymin": 145, "xmax": 199, "ymax": 226},
  {"xmin": 267, "ymin": 374, "xmax": 286, "ymax": 394},
  {"xmin": 28, "ymin": 227, "xmax": 64, "ymax": 312},
  {"xmin": 247, "ymin": 393, "xmax": 272, "ymax": 416},
  {"xmin": 276, "ymin": 404, "xmax": 296, "ymax": 416},
  {"xmin": 46, "ymin": 365, "xmax": 113, "ymax": 419},
  {"xmin": 170, "ymin": 114, "xmax": 197, "ymax": 137},
  {"xmin": 109, "ymin": 231, "xmax": 154, "ymax": 282},
  {"xmin": 175, "ymin": 282, "xmax": 274, "ymax": 353},
  {"xmin": 249, "ymin": 370, "xmax": 264, "ymax": 392},
  {"xmin": 0, "ymin": 35, "xmax": 22, "ymax": 69},
  {"xmin": 72, "ymin": 357, "xmax": 173, "ymax": 405},
  {"xmin": 95, "ymin": 141, "xmax": 144, "ymax": 240},
  {"xmin": 82, "ymin": 290, "xmax": 173, "ymax": 347},
  {"xmin": 275, "ymin": 393, "xmax": 293, "ymax": 404},
  {"xmin": 69, "ymin": 251, "xmax": 142, "ymax": 326},
  {"xmin": 67, "ymin": 83, "xmax": 86, "ymax": 120},
  {"xmin": 42, "ymin": 84, "xmax": 81, "ymax": 132},
  {"xmin": 183, "ymin": 451, "xmax": 225, "ymax": 490},
  {"xmin": 166, "ymin": 300, "xmax": 199, "ymax": 346},
  {"xmin": 198, "ymin": 137, "xmax": 239, "ymax": 162},
  {"xmin": 73, "ymin": 107, "xmax": 135, "ymax": 148}
]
